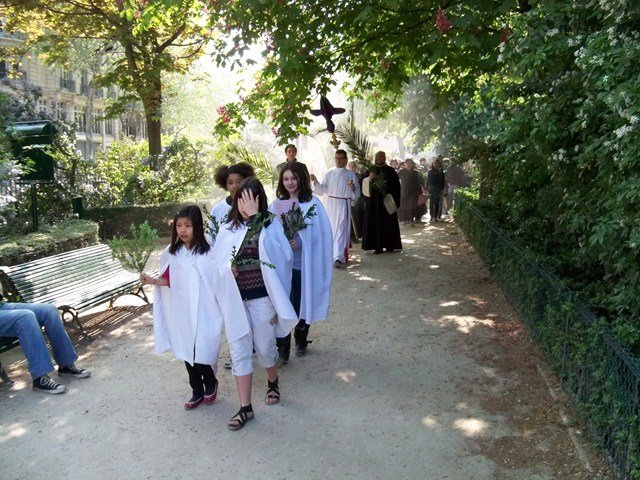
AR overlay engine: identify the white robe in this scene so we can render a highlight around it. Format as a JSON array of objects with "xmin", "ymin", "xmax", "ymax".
[
  {"xmin": 152, "ymin": 246, "xmax": 223, "ymax": 366},
  {"xmin": 313, "ymin": 167, "xmax": 361, "ymax": 262},
  {"xmin": 270, "ymin": 196, "xmax": 333, "ymax": 324},
  {"xmin": 211, "ymin": 218, "xmax": 298, "ymax": 341},
  {"xmin": 209, "ymin": 198, "xmax": 232, "ymax": 242}
]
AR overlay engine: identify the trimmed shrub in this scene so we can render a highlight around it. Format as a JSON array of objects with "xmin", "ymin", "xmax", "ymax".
[
  {"xmin": 0, "ymin": 219, "xmax": 99, "ymax": 266},
  {"xmin": 85, "ymin": 200, "xmax": 217, "ymax": 240}
]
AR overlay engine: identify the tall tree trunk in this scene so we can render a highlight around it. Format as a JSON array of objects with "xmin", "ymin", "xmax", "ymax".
[
  {"xmin": 141, "ymin": 78, "xmax": 163, "ymax": 166},
  {"xmin": 122, "ymin": 37, "xmax": 163, "ymax": 164},
  {"xmin": 145, "ymin": 111, "xmax": 162, "ymax": 164}
]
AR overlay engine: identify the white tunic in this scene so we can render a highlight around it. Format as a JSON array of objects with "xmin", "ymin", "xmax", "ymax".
[
  {"xmin": 270, "ymin": 195, "xmax": 333, "ymax": 324},
  {"xmin": 312, "ymin": 167, "xmax": 361, "ymax": 262},
  {"xmin": 211, "ymin": 217, "xmax": 299, "ymax": 342},
  {"xmin": 152, "ymin": 246, "xmax": 223, "ymax": 366},
  {"xmin": 209, "ymin": 198, "xmax": 232, "ymax": 243}
]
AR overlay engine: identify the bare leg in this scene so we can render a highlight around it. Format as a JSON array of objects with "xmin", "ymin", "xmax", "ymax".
[
  {"xmin": 235, "ymin": 373, "xmax": 252, "ymax": 406},
  {"xmin": 266, "ymin": 365, "xmax": 278, "ymax": 383}
]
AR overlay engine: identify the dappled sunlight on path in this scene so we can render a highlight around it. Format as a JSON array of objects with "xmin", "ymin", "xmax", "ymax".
[{"xmin": 0, "ymin": 217, "xmax": 613, "ymax": 479}]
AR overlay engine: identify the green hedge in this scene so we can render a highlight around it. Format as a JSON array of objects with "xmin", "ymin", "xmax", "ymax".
[
  {"xmin": 84, "ymin": 200, "xmax": 218, "ymax": 240},
  {"xmin": 0, "ymin": 219, "xmax": 99, "ymax": 266},
  {"xmin": 455, "ymin": 192, "xmax": 640, "ymax": 479}
]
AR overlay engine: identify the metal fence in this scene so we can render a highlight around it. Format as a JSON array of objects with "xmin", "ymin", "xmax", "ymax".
[{"xmin": 455, "ymin": 195, "xmax": 640, "ymax": 480}]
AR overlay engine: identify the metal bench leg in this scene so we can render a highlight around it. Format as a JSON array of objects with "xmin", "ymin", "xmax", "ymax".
[
  {"xmin": 0, "ymin": 360, "xmax": 15, "ymax": 387},
  {"xmin": 111, "ymin": 286, "xmax": 151, "ymax": 307},
  {"xmin": 60, "ymin": 307, "xmax": 93, "ymax": 341},
  {"xmin": 133, "ymin": 285, "xmax": 151, "ymax": 304}
]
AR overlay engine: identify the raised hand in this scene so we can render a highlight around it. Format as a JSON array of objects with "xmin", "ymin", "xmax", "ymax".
[{"xmin": 239, "ymin": 189, "xmax": 260, "ymax": 217}]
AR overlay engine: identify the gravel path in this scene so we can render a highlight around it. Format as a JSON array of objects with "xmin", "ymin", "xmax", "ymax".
[{"xmin": 0, "ymin": 218, "xmax": 613, "ymax": 479}]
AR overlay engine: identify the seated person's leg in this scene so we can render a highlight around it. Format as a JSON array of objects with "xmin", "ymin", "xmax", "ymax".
[
  {"xmin": 0, "ymin": 304, "xmax": 55, "ymax": 380},
  {"xmin": 25, "ymin": 303, "xmax": 78, "ymax": 370}
]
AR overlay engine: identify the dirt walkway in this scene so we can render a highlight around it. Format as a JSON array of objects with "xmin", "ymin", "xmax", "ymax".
[{"xmin": 0, "ymin": 218, "xmax": 613, "ymax": 479}]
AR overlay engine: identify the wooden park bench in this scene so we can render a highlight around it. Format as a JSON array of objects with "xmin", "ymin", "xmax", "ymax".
[{"xmin": 0, "ymin": 243, "xmax": 151, "ymax": 384}]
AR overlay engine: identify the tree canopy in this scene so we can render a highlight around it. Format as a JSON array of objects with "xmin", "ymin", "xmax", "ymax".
[
  {"xmin": 2, "ymin": 0, "xmax": 213, "ymax": 160},
  {"xmin": 210, "ymin": 0, "xmax": 531, "ymax": 142}
]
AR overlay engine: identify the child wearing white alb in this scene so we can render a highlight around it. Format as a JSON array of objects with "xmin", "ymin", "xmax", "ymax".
[{"xmin": 140, "ymin": 205, "xmax": 223, "ymax": 410}]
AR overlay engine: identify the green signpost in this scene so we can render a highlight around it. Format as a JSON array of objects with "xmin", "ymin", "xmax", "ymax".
[{"xmin": 6, "ymin": 120, "xmax": 56, "ymax": 232}]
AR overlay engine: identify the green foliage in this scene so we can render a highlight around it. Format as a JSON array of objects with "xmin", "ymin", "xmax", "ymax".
[
  {"xmin": 456, "ymin": 192, "xmax": 640, "ymax": 479},
  {"xmin": 0, "ymin": 85, "xmax": 90, "ymax": 224},
  {"xmin": 0, "ymin": 219, "xmax": 99, "ymax": 266},
  {"xmin": 4, "ymin": 0, "xmax": 214, "ymax": 156},
  {"xmin": 442, "ymin": 1, "xmax": 640, "ymax": 356},
  {"xmin": 217, "ymin": 142, "xmax": 277, "ymax": 185},
  {"xmin": 88, "ymin": 136, "xmax": 219, "ymax": 207},
  {"xmin": 209, "ymin": 0, "xmax": 524, "ymax": 143},
  {"xmin": 107, "ymin": 221, "xmax": 158, "ymax": 273},
  {"xmin": 335, "ymin": 113, "xmax": 372, "ymax": 165},
  {"xmin": 84, "ymin": 201, "xmax": 217, "ymax": 240}
]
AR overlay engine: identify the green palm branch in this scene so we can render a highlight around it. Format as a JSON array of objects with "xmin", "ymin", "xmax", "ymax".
[
  {"xmin": 222, "ymin": 143, "xmax": 277, "ymax": 184},
  {"xmin": 335, "ymin": 113, "xmax": 372, "ymax": 169}
]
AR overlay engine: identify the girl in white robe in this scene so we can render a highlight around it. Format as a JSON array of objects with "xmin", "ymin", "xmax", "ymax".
[
  {"xmin": 209, "ymin": 162, "xmax": 255, "ymax": 242},
  {"xmin": 140, "ymin": 205, "xmax": 223, "ymax": 410},
  {"xmin": 211, "ymin": 177, "xmax": 298, "ymax": 430},
  {"xmin": 209, "ymin": 161, "xmax": 255, "ymax": 371},
  {"xmin": 271, "ymin": 162, "xmax": 333, "ymax": 361}
]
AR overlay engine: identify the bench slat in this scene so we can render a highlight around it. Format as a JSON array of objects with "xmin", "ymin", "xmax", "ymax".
[
  {"xmin": 1, "ymin": 245, "xmax": 151, "ymax": 343},
  {"xmin": 14, "ymin": 263, "xmax": 128, "ymax": 300}
]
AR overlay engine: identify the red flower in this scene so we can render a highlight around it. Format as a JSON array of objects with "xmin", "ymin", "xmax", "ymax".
[
  {"xmin": 499, "ymin": 27, "xmax": 511, "ymax": 44},
  {"xmin": 436, "ymin": 8, "xmax": 453, "ymax": 34}
]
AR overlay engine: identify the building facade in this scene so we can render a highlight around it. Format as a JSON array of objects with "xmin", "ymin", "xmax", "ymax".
[{"xmin": 0, "ymin": 29, "xmax": 146, "ymax": 160}]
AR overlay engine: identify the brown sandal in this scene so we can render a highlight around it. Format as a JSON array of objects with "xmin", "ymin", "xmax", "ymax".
[
  {"xmin": 227, "ymin": 406, "xmax": 254, "ymax": 431},
  {"xmin": 265, "ymin": 377, "xmax": 280, "ymax": 405}
]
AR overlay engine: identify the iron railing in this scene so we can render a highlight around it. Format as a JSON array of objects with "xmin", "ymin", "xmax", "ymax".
[{"xmin": 455, "ymin": 194, "xmax": 640, "ymax": 479}]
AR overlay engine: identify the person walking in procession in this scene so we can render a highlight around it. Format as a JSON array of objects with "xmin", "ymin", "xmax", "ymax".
[
  {"xmin": 271, "ymin": 162, "xmax": 333, "ymax": 362},
  {"xmin": 361, "ymin": 151, "xmax": 402, "ymax": 254},
  {"xmin": 209, "ymin": 161, "xmax": 256, "ymax": 371},
  {"xmin": 397, "ymin": 158, "xmax": 424, "ymax": 226},
  {"xmin": 276, "ymin": 144, "xmax": 310, "ymax": 178},
  {"xmin": 209, "ymin": 162, "xmax": 255, "ymax": 241},
  {"xmin": 309, "ymin": 149, "xmax": 360, "ymax": 269},
  {"xmin": 211, "ymin": 177, "xmax": 299, "ymax": 430},
  {"xmin": 426, "ymin": 158, "xmax": 446, "ymax": 222},
  {"xmin": 140, "ymin": 205, "xmax": 223, "ymax": 410}
]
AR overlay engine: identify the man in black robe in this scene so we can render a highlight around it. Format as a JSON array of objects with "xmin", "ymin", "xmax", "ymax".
[{"xmin": 362, "ymin": 151, "xmax": 402, "ymax": 253}]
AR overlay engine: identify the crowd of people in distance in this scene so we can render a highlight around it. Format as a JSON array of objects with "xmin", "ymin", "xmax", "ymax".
[
  {"xmin": 348, "ymin": 153, "xmax": 472, "ymax": 243},
  {"xmin": 0, "ymin": 142, "xmax": 470, "ymax": 434}
]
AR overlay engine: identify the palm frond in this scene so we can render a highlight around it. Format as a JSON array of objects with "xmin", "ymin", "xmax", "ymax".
[
  {"xmin": 335, "ymin": 113, "xmax": 372, "ymax": 169},
  {"xmin": 222, "ymin": 143, "xmax": 277, "ymax": 184}
]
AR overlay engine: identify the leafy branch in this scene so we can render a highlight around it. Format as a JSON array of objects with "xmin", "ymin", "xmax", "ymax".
[
  {"xmin": 279, "ymin": 203, "xmax": 317, "ymax": 240},
  {"xmin": 230, "ymin": 212, "xmax": 276, "ymax": 269},
  {"xmin": 108, "ymin": 221, "xmax": 158, "ymax": 273}
]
